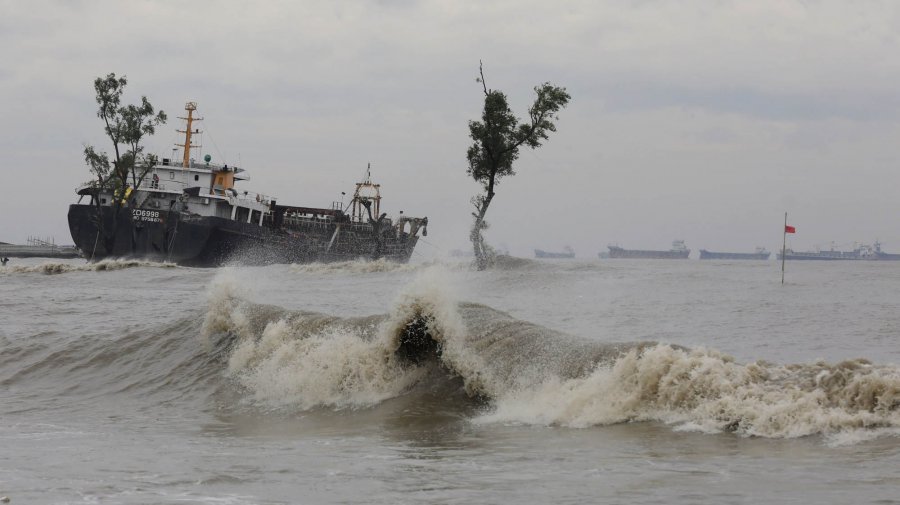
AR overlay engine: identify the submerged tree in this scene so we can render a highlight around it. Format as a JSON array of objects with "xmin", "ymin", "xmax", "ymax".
[
  {"xmin": 82, "ymin": 73, "xmax": 166, "ymax": 258},
  {"xmin": 467, "ymin": 62, "xmax": 570, "ymax": 270}
]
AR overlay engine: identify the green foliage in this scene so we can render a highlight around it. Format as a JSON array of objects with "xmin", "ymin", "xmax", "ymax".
[
  {"xmin": 82, "ymin": 145, "xmax": 110, "ymax": 187},
  {"xmin": 466, "ymin": 72, "xmax": 570, "ymax": 193},
  {"xmin": 466, "ymin": 63, "xmax": 570, "ymax": 269},
  {"xmin": 84, "ymin": 73, "xmax": 167, "ymax": 193},
  {"xmin": 466, "ymin": 90, "xmax": 520, "ymax": 188}
]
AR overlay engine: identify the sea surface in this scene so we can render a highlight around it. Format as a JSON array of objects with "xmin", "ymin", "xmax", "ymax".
[{"xmin": 2, "ymin": 256, "xmax": 900, "ymax": 504}]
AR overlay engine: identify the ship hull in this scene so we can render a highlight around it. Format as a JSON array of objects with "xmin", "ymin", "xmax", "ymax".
[
  {"xmin": 607, "ymin": 247, "xmax": 690, "ymax": 259},
  {"xmin": 534, "ymin": 249, "xmax": 575, "ymax": 259},
  {"xmin": 777, "ymin": 252, "xmax": 900, "ymax": 261},
  {"xmin": 68, "ymin": 204, "xmax": 419, "ymax": 266},
  {"xmin": 776, "ymin": 253, "xmax": 845, "ymax": 261},
  {"xmin": 699, "ymin": 250, "xmax": 771, "ymax": 260}
]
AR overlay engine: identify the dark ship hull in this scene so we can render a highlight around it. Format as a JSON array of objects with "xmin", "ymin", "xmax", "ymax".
[
  {"xmin": 534, "ymin": 249, "xmax": 575, "ymax": 259},
  {"xmin": 699, "ymin": 250, "xmax": 771, "ymax": 260},
  {"xmin": 609, "ymin": 247, "xmax": 691, "ymax": 260},
  {"xmin": 776, "ymin": 250, "xmax": 900, "ymax": 261},
  {"xmin": 776, "ymin": 251, "xmax": 847, "ymax": 261},
  {"xmin": 68, "ymin": 204, "xmax": 421, "ymax": 266},
  {"xmin": 607, "ymin": 246, "xmax": 690, "ymax": 259}
]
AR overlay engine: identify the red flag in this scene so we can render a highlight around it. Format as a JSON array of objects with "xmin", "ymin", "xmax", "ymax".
[{"xmin": 785, "ymin": 225, "xmax": 796, "ymax": 234}]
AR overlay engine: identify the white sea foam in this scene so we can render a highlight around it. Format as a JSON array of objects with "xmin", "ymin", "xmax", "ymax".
[
  {"xmin": 286, "ymin": 257, "xmax": 523, "ymax": 275},
  {"xmin": 202, "ymin": 267, "xmax": 900, "ymax": 439},
  {"xmin": 2, "ymin": 259, "xmax": 176, "ymax": 275},
  {"xmin": 204, "ymin": 267, "xmax": 461, "ymax": 410},
  {"xmin": 225, "ymin": 317, "xmax": 426, "ymax": 410},
  {"xmin": 477, "ymin": 344, "xmax": 900, "ymax": 439},
  {"xmin": 289, "ymin": 258, "xmax": 426, "ymax": 274},
  {"xmin": 201, "ymin": 268, "xmax": 255, "ymax": 349}
]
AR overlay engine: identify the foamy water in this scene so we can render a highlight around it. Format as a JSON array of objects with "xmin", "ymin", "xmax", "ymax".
[
  {"xmin": 202, "ymin": 267, "xmax": 900, "ymax": 440},
  {"xmin": 1, "ymin": 258, "xmax": 177, "ymax": 274},
  {"xmin": 2, "ymin": 258, "xmax": 900, "ymax": 503}
]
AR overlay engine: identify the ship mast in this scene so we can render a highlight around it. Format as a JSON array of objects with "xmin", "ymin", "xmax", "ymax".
[{"xmin": 175, "ymin": 102, "xmax": 202, "ymax": 168}]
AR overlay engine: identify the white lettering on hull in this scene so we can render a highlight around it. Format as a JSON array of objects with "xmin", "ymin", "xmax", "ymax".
[{"xmin": 132, "ymin": 209, "xmax": 163, "ymax": 223}]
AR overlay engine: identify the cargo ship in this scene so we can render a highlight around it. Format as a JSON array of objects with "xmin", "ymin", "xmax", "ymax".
[
  {"xmin": 699, "ymin": 247, "xmax": 770, "ymax": 260},
  {"xmin": 68, "ymin": 102, "xmax": 428, "ymax": 267},
  {"xmin": 776, "ymin": 241, "xmax": 900, "ymax": 261},
  {"xmin": 535, "ymin": 246, "xmax": 575, "ymax": 259},
  {"xmin": 606, "ymin": 240, "xmax": 690, "ymax": 259}
]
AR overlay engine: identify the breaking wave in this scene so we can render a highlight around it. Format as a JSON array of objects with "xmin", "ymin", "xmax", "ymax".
[
  {"xmin": 286, "ymin": 255, "xmax": 542, "ymax": 275},
  {"xmin": 2, "ymin": 259, "xmax": 177, "ymax": 275},
  {"xmin": 478, "ymin": 347, "xmax": 900, "ymax": 440},
  {"xmin": 289, "ymin": 258, "xmax": 425, "ymax": 274},
  {"xmin": 201, "ymin": 269, "xmax": 900, "ymax": 441}
]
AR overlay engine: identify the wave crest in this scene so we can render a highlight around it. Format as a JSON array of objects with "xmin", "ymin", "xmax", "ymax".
[
  {"xmin": 289, "ymin": 258, "xmax": 423, "ymax": 274},
  {"xmin": 2, "ymin": 259, "xmax": 177, "ymax": 275},
  {"xmin": 201, "ymin": 269, "xmax": 900, "ymax": 440},
  {"xmin": 480, "ymin": 345, "xmax": 900, "ymax": 438}
]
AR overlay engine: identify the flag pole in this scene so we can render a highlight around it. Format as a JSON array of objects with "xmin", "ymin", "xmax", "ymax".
[{"xmin": 781, "ymin": 212, "xmax": 787, "ymax": 285}]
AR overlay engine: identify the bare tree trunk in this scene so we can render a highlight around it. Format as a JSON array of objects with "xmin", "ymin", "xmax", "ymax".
[{"xmin": 470, "ymin": 191, "xmax": 494, "ymax": 270}]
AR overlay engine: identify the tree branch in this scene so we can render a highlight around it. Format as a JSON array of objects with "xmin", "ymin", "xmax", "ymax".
[{"xmin": 479, "ymin": 60, "xmax": 489, "ymax": 96}]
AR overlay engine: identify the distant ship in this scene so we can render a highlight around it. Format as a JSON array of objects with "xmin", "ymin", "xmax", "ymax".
[
  {"xmin": 699, "ymin": 247, "xmax": 770, "ymax": 260},
  {"xmin": 777, "ymin": 241, "xmax": 900, "ymax": 261},
  {"xmin": 535, "ymin": 246, "xmax": 575, "ymax": 259},
  {"xmin": 606, "ymin": 240, "xmax": 690, "ymax": 259}
]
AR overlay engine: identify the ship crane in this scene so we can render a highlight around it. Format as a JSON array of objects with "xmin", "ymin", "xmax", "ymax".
[{"xmin": 350, "ymin": 163, "xmax": 382, "ymax": 223}]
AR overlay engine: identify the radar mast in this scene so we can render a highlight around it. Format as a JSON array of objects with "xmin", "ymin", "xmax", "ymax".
[{"xmin": 175, "ymin": 102, "xmax": 202, "ymax": 168}]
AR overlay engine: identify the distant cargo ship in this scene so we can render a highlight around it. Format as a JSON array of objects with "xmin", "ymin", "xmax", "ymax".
[
  {"xmin": 535, "ymin": 246, "xmax": 575, "ymax": 259},
  {"xmin": 699, "ymin": 247, "xmax": 770, "ymax": 260},
  {"xmin": 777, "ymin": 241, "xmax": 900, "ymax": 261},
  {"xmin": 606, "ymin": 240, "xmax": 690, "ymax": 259}
]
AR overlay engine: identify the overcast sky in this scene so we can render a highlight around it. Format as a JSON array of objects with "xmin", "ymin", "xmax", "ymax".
[{"xmin": 3, "ymin": 0, "xmax": 900, "ymax": 258}]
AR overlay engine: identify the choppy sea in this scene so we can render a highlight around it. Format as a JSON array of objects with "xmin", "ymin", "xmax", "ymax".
[{"xmin": 2, "ymin": 256, "xmax": 899, "ymax": 504}]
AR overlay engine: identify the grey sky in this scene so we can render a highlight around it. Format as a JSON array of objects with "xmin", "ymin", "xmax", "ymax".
[{"xmin": 3, "ymin": 0, "xmax": 900, "ymax": 258}]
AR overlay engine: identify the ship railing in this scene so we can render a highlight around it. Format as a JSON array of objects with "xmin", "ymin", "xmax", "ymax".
[
  {"xmin": 281, "ymin": 214, "xmax": 337, "ymax": 229},
  {"xmin": 158, "ymin": 158, "xmax": 246, "ymax": 173},
  {"xmin": 144, "ymin": 181, "xmax": 188, "ymax": 193},
  {"xmin": 139, "ymin": 179, "xmax": 274, "ymax": 207},
  {"xmin": 0, "ymin": 244, "xmax": 79, "ymax": 254},
  {"xmin": 280, "ymin": 214, "xmax": 375, "ymax": 233},
  {"xmin": 229, "ymin": 190, "xmax": 274, "ymax": 207}
]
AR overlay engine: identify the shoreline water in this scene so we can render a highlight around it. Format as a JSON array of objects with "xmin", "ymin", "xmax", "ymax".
[{"xmin": 2, "ymin": 258, "xmax": 899, "ymax": 503}]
